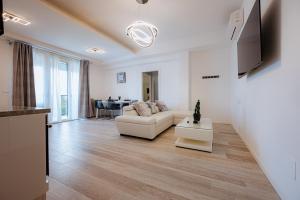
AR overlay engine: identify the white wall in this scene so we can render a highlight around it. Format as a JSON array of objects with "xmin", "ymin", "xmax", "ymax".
[
  {"xmin": 99, "ymin": 48, "xmax": 232, "ymax": 120},
  {"xmin": 99, "ymin": 52, "xmax": 190, "ymax": 110},
  {"xmin": 230, "ymin": 0, "xmax": 300, "ymax": 199},
  {"xmin": 190, "ymin": 47, "xmax": 231, "ymax": 123},
  {"xmin": 89, "ymin": 62, "xmax": 104, "ymax": 100},
  {"xmin": 0, "ymin": 40, "xmax": 13, "ymax": 107}
]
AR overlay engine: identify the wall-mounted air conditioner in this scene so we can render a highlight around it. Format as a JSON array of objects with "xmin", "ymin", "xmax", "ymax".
[{"xmin": 228, "ymin": 9, "xmax": 244, "ymax": 41}]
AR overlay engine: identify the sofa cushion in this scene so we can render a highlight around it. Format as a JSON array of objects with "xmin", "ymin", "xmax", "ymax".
[
  {"xmin": 155, "ymin": 100, "xmax": 168, "ymax": 112},
  {"xmin": 133, "ymin": 102, "xmax": 152, "ymax": 117}
]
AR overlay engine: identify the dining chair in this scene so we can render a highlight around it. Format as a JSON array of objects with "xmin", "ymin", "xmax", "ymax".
[
  {"xmin": 106, "ymin": 102, "xmax": 121, "ymax": 119},
  {"xmin": 122, "ymin": 103, "xmax": 130, "ymax": 107},
  {"xmin": 95, "ymin": 100, "xmax": 105, "ymax": 118}
]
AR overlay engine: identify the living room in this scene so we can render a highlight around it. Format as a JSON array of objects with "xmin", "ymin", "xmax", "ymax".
[{"xmin": 0, "ymin": 0, "xmax": 299, "ymax": 200}]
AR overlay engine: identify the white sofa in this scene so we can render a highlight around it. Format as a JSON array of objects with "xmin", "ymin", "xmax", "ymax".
[{"xmin": 115, "ymin": 106, "xmax": 192, "ymax": 140}]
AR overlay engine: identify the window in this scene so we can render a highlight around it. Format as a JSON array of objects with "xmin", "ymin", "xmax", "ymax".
[{"xmin": 33, "ymin": 49, "xmax": 80, "ymax": 123}]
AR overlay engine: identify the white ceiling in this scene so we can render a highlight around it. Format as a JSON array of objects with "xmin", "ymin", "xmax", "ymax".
[{"xmin": 2, "ymin": 0, "xmax": 242, "ymax": 63}]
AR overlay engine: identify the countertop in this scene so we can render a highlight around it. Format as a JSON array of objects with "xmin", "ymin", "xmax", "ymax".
[{"xmin": 0, "ymin": 106, "xmax": 51, "ymax": 117}]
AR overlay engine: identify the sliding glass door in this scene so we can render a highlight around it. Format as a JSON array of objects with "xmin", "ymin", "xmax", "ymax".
[
  {"xmin": 33, "ymin": 49, "xmax": 80, "ymax": 123},
  {"xmin": 58, "ymin": 61, "xmax": 69, "ymax": 120}
]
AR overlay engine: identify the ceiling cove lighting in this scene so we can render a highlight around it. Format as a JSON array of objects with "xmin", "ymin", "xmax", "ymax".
[
  {"xmin": 3, "ymin": 11, "xmax": 31, "ymax": 26},
  {"xmin": 126, "ymin": 0, "xmax": 158, "ymax": 48},
  {"xmin": 126, "ymin": 21, "xmax": 158, "ymax": 48},
  {"xmin": 86, "ymin": 48, "xmax": 106, "ymax": 54}
]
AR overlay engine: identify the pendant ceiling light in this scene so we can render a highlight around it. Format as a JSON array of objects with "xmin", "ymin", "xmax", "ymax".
[{"xmin": 126, "ymin": 0, "xmax": 158, "ymax": 48}]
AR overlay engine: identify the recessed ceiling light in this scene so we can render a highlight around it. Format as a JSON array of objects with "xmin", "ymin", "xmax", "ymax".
[
  {"xmin": 86, "ymin": 48, "xmax": 106, "ymax": 54},
  {"xmin": 3, "ymin": 11, "xmax": 31, "ymax": 26}
]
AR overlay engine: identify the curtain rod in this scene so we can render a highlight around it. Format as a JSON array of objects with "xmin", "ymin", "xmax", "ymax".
[{"xmin": 1, "ymin": 36, "xmax": 89, "ymax": 62}]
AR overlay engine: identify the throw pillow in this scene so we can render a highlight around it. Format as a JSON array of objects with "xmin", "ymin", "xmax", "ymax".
[
  {"xmin": 146, "ymin": 102, "xmax": 160, "ymax": 114},
  {"xmin": 133, "ymin": 102, "xmax": 152, "ymax": 117},
  {"xmin": 155, "ymin": 100, "xmax": 168, "ymax": 112}
]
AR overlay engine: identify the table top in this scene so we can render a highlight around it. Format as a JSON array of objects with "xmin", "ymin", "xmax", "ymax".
[
  {"xmin": 101, "ymin": 100, "xmax": 133, "ymax": 104},
  {"xmin": 177, "ymin": 117, "xmax": 213, "ymax": 130}
]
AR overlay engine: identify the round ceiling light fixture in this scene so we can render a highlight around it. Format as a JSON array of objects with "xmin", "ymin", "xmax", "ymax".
[
  {"xmin": 126, "ymin": 21, "xmax": 158, "ymax": 48},
  {"xmin": 126, "ymin": 0, "xmax": 158, "ymax": 48}
]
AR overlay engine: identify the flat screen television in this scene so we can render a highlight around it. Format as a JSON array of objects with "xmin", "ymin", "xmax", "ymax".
[
  {"xmin": 237, "ymin": 0, "xmax": 262, "ymax": 78},
  {"xmin": 0, "ymin": 0, "xmax": 3, "ymax": 36}
]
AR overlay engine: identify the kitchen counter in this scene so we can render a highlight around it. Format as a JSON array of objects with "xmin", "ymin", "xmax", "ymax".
[
  {"xmin": 0, "ymin": 107, "xmax": 50, "ymax": 200},
  {"xmin": 0, "ymin": 106, "xmax": 51, "ymax": 117}
]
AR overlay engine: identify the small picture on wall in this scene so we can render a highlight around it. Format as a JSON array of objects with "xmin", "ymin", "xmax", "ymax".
[{"xmin": 117, "ymin": 72, "xmax": 126, "ymax": 83}]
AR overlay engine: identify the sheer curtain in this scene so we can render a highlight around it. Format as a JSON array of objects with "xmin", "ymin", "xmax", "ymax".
[
  {"xmin": 68, "ymin": 59, "xmax": 80, "ymax": 120},
  {"xmin": 33, "ymin": 49, "xmax": 50, "ymax": 108},
  {"xmin": 49, "ymin": 55, "xmax": 62, "ymax": 122},
  {"xmin": 33, "ymin": 49, "xmax": 80, "ymax": 122}
]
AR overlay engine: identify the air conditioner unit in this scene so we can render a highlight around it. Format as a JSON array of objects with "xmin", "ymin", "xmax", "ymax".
[{"xmin": 228, "ymin": 9, "xmax": 244, "ymax": 40}]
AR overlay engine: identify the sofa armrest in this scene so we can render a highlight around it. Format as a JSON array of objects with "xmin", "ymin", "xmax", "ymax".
[{"xmin": 115, "ymin": 115, "xmax": 156, "ymax": 125}]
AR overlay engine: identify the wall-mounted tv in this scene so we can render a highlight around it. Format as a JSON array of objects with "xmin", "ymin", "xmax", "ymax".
[
  {"xmin": 237, "ymin": 0, "xmax": 262, "ymax": 78},
  {"xmin": 0, "ymin": 0, "xmax": 3, "ymax": 36}
]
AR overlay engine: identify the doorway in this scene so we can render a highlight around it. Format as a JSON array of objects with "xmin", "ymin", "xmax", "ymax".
[{"xmin": 142, "ymin": 71, "xmax": 158, "ymax": 102}]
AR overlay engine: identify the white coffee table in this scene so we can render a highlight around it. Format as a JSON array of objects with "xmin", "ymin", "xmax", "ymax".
[{"xmin": 175, "ymin": 117, "xmax": 213, "ymax": 152}]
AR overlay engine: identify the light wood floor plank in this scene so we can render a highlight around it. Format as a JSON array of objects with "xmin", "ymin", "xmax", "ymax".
[{"xmin": 47, "ymin": 119, "xmax": 280, "ymax": 200}]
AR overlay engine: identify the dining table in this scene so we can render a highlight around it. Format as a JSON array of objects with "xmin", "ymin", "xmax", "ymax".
[
  {"xmin": 96, "ymin": 100, "xmax": 136, "ymax": 118},
  {"xmin": 101, "ymin": 100, "xmax": 133, "ymax": 107}
]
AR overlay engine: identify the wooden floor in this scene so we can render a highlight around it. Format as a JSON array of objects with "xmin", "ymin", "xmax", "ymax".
[{"xmin": 47, "ymin": 119, "xmax": 280, "ymax": 200}]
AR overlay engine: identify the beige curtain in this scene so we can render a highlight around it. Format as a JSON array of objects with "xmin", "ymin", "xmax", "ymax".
[
  {"xmin": 12, "ymin": 42, "xmax": 36, "ymax": 107},
  {"xmin": 79, "ymin": 60, "xmax": 93, "ymax": 118}
]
